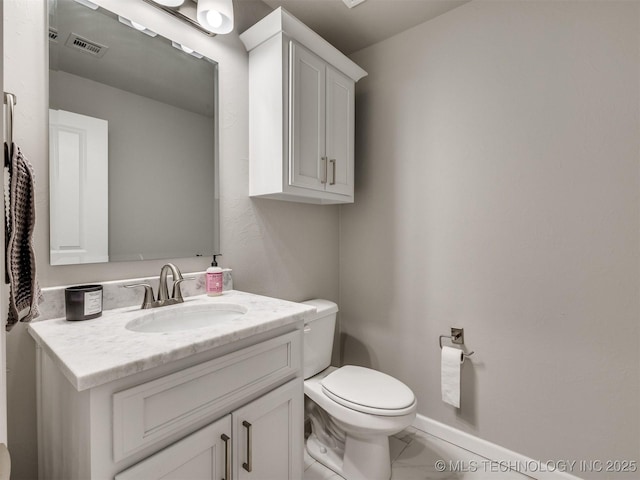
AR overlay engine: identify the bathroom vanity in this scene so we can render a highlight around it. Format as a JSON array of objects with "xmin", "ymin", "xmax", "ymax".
[{"xmin": 28, "ymin": 291, "xmax": 314, "ymax": 480}]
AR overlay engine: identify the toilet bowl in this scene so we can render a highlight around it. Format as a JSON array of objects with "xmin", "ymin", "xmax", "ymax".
[{"xmin": 302, "ymin": 300, "xmax": 417, "ymax": 480}]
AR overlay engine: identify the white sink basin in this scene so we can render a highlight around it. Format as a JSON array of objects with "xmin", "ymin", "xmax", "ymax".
[{"xmin": 125, "ymin": 303, "xmax": 248, "ymax": 333}]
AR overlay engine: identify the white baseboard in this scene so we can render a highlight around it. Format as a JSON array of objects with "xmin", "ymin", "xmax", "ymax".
[{"xmin": 412, "ymin": 414, "xmax": 583, "ymax": 480}]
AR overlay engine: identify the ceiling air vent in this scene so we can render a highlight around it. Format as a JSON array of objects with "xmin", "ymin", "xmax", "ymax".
[
  {"xmin": 49, "ymin": 27, "xmax": 59, "ymax": 42},
  {"xmin": 65, "ymin": 33, "xmax": 108, "ymax": 58}
]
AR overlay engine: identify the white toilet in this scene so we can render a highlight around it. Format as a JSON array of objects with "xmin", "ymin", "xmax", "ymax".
[{"xmin": 302, "ymin": 299, "xmax": 417, "ymax": 480}]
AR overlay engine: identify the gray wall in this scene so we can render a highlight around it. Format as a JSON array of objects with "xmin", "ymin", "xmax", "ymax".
[
  {"xmin": 341, "ymin": 1, "xmax": 639, "ymax": 477},
  {"xmin": 5, "ymin": 0, "xmax": 339, "ymax": 478}
]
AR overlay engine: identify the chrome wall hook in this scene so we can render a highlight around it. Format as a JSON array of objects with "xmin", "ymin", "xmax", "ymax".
[{"xmin": 4, "ymin": 92, "xmax": 16, "ymax": 147}]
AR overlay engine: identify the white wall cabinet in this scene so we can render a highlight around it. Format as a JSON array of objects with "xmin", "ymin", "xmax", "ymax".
[
  {"xmin": 36, "ymin": 328, "xmax": 303, "ymax": 480},
  {"xmin": 240, "ymin": 8, "xmax": 366, "ymax": 205}
]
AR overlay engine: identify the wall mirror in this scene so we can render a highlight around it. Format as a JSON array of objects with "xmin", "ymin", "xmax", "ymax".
[{"xmin": 48, "ymin": 0, "xmax": 219, "ymax": 265}]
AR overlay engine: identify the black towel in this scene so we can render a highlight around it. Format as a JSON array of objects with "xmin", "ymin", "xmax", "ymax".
[{"xmin": 5, "ymin": 143, "xmax": 41, "ymax": 331}]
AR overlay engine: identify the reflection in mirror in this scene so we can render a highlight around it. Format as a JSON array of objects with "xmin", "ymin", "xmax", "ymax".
[{"xmin": 49, "ymin": 0, "xmax": 219, "ymax": 265}]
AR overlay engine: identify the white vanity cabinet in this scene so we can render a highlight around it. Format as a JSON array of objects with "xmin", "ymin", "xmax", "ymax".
[
  {"xmin": 116, "ymin": 380, "xmax": 301, "ymax": 480},
  {"xmin": 240, "ymin": 8, "xmax": 367, "ymax": 205},
  {"xmin": 36, "ymin": 327, "xmax": 303, "ymax": 480}
]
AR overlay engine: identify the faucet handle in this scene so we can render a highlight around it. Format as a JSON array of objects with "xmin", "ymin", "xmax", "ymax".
[
  {"xmin": 124, "ymin": 283, "xmax": 155, "ymax": 309},
  {"xmin": 172, "ymin": 277, "xmax": 194, "ymax": 303}
]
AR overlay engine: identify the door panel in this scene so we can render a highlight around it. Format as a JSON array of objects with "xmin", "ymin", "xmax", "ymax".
[
  {"xmin": 325, "ymin": 66, "xmax": 354, "ymax": 197},
  {"xmin": 234, "ymin": 380, "xmax": 303, "ymax": 480},
  {"xmin": 289, "ymin": 42, "xmax": 326, "ymax": 191},
  {"xmin": 49, "ymin": 109, "xmax": 108, "ymax": 265}
]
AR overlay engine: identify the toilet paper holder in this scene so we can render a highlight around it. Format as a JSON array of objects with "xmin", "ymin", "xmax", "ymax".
[{"xmin": 439, "ymin": 328, "xmax": 474, "ymax": 359}]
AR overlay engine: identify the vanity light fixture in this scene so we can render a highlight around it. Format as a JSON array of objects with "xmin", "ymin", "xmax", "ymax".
[
  {"xmin": 117, "ymin": 16, "xmax": 158, "ymax": 37},
  {"xmin": 141, "ymin": 0, "xmax": 234, "ymax": 36}
]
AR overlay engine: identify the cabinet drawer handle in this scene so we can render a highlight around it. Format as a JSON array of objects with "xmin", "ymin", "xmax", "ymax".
[
  {"xmin": 329, "ymin": 159, "xmax": 336, "ymax": 185},
  {"xmin": 242, "ymin": 421, "xmax": 253, "ymax": 472},
  {"xmin": 221, "ymin": 434, "xmax": 231, "ymax": 480},
  {"xmin": 320, "ymin": 157, "xmax": 328, "ymax": 184}
]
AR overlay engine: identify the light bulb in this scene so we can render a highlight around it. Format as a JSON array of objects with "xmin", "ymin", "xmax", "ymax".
[
  {"xmin": 197, "ymin": 0, "xmax": 234, "ymax": 34},
  {"xmin": 205, "ymin": 10, "xmax": 223, "ymax": 29}
]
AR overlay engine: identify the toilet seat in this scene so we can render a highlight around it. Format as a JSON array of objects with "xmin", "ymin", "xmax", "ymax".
[{"xmin": 321, "ymin": 366, "xmax": 416, "ymax": 416}]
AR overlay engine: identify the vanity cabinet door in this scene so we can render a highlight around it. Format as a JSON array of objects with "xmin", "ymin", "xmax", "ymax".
[
  {"xmin": 233, "ymin": 379, "xmax": 303, "ymax": 480},
  {"xmin": 115, "ymin": 415, "xmax": 231, "ymax": 480}
]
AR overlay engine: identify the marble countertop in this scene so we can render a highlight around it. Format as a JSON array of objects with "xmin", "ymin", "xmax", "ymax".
[{"xmin": 28, "ymin": 290, "xmax": 315, "ymax": 391}]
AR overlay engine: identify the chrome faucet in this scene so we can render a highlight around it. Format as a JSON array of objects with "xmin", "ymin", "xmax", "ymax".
[
  {"xmin": 125, "ymin": 263, "xmax": 192, "ymax": 309},
  {"xmin": 158, "ymin": 263, "xmax": 185, "ymax": 303}
]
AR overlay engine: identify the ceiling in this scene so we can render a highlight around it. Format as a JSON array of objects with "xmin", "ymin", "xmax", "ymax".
[{"xmin": 259, "ymin": 0, "xmax": 471, "ymax": 55}]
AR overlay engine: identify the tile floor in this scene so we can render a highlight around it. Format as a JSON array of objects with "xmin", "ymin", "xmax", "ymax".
[{"xmin": 304, "ymin": 426, "xmax": 533, "ymax": 480}]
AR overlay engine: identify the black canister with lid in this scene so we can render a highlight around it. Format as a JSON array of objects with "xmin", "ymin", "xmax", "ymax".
[{"xmin": 65, "ymin": 285, "xmax": 103, "ymax": 321}]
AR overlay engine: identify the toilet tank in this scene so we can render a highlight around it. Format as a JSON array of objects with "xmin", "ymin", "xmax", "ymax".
[{"xmin": 301, "ymin": 299, "xmax": 338, "ymax": 379}]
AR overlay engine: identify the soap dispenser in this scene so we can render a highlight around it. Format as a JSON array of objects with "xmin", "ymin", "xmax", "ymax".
[{"xmin": 206, "ymin": 254, "xmax": 223, "ymax": 296}]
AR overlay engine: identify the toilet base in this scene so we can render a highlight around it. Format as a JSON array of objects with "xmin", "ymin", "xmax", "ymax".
[
  {"xmin": 306, "ymin": 431, "xmax": 392, "ymax": 480},
  {"xmin": 307, "ymin": 433, "xmax": 343, "ymax": 476}
]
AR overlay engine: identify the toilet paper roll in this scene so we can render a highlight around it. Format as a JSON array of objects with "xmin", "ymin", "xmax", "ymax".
[{"xmin": 441, "ymin": 346, "xmax": 463, "ymax": 408}]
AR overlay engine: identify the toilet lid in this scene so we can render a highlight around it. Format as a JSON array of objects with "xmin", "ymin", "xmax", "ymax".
[{"xmin": 320, "ymin": 366, "xmax": 416, "ymax": 415}]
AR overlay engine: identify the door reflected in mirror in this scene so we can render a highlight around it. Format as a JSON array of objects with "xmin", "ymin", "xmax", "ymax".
[{"xmin": 49, "ymin": 0, "xmax": 219, "ymax": 265}]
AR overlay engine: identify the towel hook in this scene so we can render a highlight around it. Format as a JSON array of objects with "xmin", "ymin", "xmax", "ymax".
[
  {"xmin": 4, "ymin": 92, "xmax": 16, "ymax": 148},
  {"xmin": 439, "ymin": 327, "xmax": 474, "ymax": 360}
]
